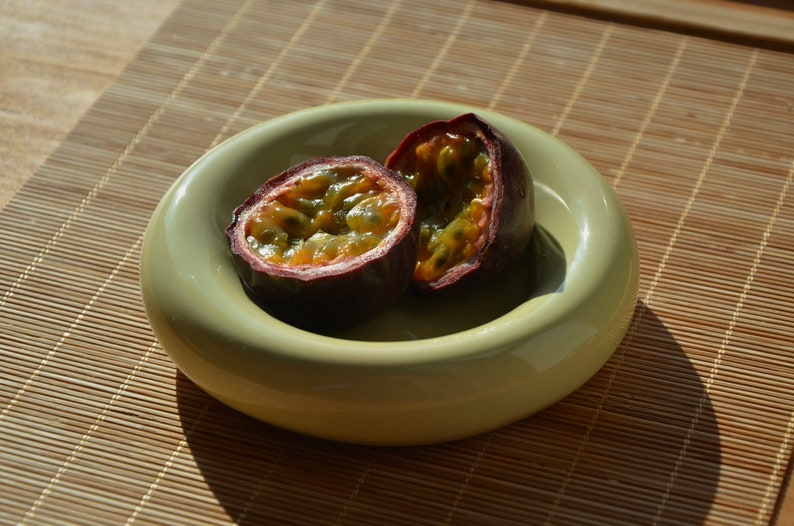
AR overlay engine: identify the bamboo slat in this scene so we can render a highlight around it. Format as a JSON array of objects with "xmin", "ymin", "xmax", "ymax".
[{"xmin": 1, "ymin": 0, "xmax": 793, "ymax": 524}]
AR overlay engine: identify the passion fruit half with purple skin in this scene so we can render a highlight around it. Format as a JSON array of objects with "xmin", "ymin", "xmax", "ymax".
[
  {"xmin": 226, "ymin": 156, "xmax": 418, "ymax": 332},
  {"xmin": 385, "ymin": 113, "xmax": 534, "ymax": 293}
]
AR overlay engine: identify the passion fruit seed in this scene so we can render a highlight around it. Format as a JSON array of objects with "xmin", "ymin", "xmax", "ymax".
[{"xmin": 245, "ymin": 166, "xmax": 401, "ymax": 267}]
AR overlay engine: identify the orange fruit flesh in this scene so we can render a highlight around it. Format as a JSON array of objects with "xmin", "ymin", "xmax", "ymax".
[
  {"xmin": 245, "ymin": 166, "xmax": 401, "ymax": 266},
  {"xmin": 399, "ymin": 132, "xmax": 491, "ymax": 283}
]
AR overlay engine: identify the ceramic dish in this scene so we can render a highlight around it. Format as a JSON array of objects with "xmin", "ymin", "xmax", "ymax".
[{"xmin": 140, "ymin": 99, "xmax": 639, "ymax": 445}]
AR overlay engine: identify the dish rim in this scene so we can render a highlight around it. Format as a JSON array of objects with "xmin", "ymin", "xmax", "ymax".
[{"xmin": 141, "ymin": 98, "xmax": 637, "ymax": 367}]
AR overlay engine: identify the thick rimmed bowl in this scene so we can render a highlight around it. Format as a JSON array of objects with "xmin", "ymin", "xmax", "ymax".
[{"xmin": 140, "ymin": 99, "xmax": 639, "ymax": 446}]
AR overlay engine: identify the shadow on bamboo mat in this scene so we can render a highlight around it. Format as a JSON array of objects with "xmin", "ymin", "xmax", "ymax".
[{"xmin": 176, "ymin": 304, "xmax": 720, "ymax": 525}]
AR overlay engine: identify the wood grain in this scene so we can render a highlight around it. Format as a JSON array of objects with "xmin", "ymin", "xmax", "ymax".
[
  {"xmin": 0, "ymin": 0, "xmax": 181, "ymax": 210},
  {"xmin": 520, "ymin": 0, "xmax": 794, "ymax": 48}
]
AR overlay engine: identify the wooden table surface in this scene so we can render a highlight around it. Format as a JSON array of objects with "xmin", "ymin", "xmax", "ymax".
[
  {"xmin": 1, "ymin": 0, "xmax": 182, "ymax": 209},
  {"xmin": 2, "ymin": 1, "xmax": 793, "ymax": 524}
]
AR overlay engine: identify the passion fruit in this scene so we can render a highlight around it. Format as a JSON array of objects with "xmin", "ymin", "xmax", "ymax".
[
  {"xmin": 385, "ymin": 113, "xmax": 534, "ymax": 293},
  {"xmin": 225, "ymin": 156, "xmax": 418, "ymax": 332}
]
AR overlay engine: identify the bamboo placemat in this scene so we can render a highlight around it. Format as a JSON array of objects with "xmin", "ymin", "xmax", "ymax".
[{"xmin": 1, "ymin": 0, "xmax": 793, "ymax": 524}]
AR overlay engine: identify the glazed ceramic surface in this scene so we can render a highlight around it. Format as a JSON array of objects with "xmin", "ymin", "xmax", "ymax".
[{"xmin": 140, "ymin": 99, "xmax": 639, "ymax": 445}]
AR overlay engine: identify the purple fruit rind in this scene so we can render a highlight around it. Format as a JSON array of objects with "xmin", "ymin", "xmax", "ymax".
[{"xmin": 226, "ymin": 156, "xmax": 418, "ymax": 332}]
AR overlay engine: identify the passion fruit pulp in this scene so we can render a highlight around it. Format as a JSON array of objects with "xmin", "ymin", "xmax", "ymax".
[
  {"xmin": 385, "ymin": 113, "xmax": 534, "ymax": 293},
  {"xmin": 226, "ymin": 156, "xmax": 418, "ymax": 332}
]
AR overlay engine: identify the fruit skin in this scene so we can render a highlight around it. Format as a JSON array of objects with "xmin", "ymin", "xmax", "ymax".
[
  {"xmin": 385, "ymin": 113, "xmax": 535, "ymax": 294},
  {"xmin": 226, "ymin": 156, "xmax": 418, "ymax": 333}
]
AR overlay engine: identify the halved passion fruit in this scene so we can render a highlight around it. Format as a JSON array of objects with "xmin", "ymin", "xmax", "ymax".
[
  {"xmin": 226, "ymin": 156, "xmax": 418, "ymax": 332},
  {"xmin": 385, "ymin": 113, "xmax": 534, "ymax": 293}
]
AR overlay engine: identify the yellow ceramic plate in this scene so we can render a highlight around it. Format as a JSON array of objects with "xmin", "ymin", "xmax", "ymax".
[{"xmin": 140, "ymin": 99, "xmax": 639, "ymax": 445}]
